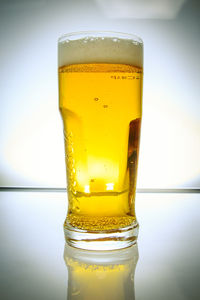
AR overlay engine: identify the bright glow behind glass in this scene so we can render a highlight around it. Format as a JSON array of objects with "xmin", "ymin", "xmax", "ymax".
[
  {"xmin": 138, "ymin": 95, "xmax": 200, "ymax": 188},
  {"xmin": 106, "ymin": 183, "xmax": 114, "ymax": 191},
  {"xmin": 84, "ymin": 185, "xmax": 90, "ymax": 194}
]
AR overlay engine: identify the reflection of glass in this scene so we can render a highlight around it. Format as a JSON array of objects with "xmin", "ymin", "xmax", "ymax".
[
  {"xmin": 64, "ymin": 243, "xmax": 139, "ymax": 300},
  {"xmin": 58, "ymin": 31, "xmax": 143, "ymax": 250}
]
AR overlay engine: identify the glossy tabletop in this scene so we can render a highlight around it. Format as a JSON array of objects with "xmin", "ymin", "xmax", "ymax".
[{"xmin": 0, "ymin": 190, "xmax": 199, "ymax": 300}]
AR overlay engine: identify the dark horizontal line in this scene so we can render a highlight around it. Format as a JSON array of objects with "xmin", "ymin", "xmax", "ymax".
[
  {"xmin": 0, "ymin": 187, "xmax": 67, "ymax": 192},
  {"xmin": 137, "ymin": 188, "xmax": 200, "ymax": 193},
  {"xmin": 0, "ymin": 187, "xmax": 200, "ymax": 193}
]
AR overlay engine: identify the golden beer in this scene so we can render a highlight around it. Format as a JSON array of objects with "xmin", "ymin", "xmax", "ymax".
[{"xmin": 58, "ymin": 32, "xmax": 143, "ymax": 250}]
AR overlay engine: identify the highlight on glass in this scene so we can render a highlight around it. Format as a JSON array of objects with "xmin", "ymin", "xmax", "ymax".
[{"xmin": 58, "ymin": 31, "xmax": 143, "ymax": 250}]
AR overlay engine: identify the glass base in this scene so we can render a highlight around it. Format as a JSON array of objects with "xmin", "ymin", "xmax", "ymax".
[{"xmin": 64, "ymin": 221, "xmax": 139, "ymax": 251}]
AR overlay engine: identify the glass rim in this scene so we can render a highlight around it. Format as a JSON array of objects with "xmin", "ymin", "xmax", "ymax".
[{"xmin": 58, "ymin": 30, "xmax": 143, "ymax": 45}]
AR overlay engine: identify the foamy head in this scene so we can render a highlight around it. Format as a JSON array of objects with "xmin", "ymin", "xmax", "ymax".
[{"xmin": 58, "ymin": 32, "xmax": 143, "ymax": 68}]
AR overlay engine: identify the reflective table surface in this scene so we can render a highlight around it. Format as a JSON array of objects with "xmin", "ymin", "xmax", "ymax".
[{"xmin": 0, "ymin": 191, "xmax": 199, "ymax": 300}]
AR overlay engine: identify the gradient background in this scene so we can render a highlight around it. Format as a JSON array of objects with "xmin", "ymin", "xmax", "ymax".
[{"xmin": 0, "ymin": 0, "xmax": 200, "ymax": 189}]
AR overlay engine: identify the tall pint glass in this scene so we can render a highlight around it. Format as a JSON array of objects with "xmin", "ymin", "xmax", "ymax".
[{"xmin": 58, "ymin": 31, "xmax": 143, "ymax": 250}]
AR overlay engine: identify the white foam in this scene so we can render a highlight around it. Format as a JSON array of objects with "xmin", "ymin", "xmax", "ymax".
[{"xmin": 58, "ymin": 36, "xmax": 143, "ymax": 68}]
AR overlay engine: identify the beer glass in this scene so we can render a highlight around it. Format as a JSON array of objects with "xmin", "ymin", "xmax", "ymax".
[{"xmin": 58, "ymin": 31, "xmax": 143, "ymax": 250}]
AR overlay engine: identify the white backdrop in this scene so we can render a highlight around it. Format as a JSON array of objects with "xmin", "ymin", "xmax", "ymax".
[{"xmin": 0, "ymin": 0, "xmax": 200, "ymax": 188}]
